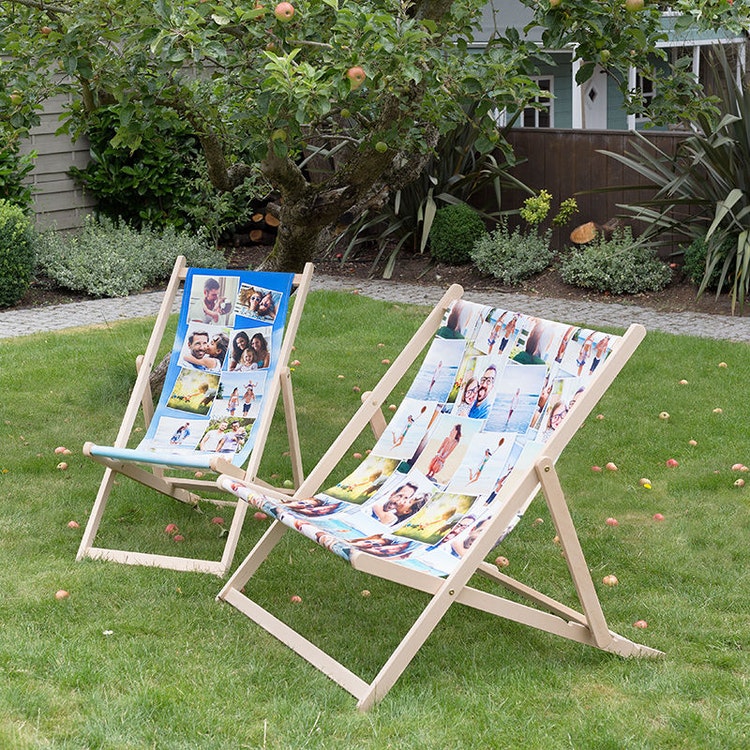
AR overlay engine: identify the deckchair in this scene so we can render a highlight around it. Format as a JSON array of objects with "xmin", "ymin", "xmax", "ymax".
[
  {"xmin": 216, "ymin": 285, "xmax": 663, "ymax": 709},
  {"xmin": 77, "ymin": 255, "xmax": 313, "ymax": 576}
]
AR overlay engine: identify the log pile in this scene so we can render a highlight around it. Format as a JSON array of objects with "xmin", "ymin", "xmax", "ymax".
[{"xmin": 247, "ymin": 209, "xmax": 280, "ymax": 245}]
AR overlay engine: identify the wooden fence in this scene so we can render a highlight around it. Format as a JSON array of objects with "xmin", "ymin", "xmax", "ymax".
[{"xmin": 500, "ymin": 128, "xmax": 689, "ymax": 251}]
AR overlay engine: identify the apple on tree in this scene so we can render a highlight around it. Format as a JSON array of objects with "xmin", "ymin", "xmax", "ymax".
[
  {"xmin": 274, "ymin": 2, "xmax": 294, "ymax": 21},
  {"xmin": 346, "ymin": 66, "xmax": 366, "ymax": 90}
]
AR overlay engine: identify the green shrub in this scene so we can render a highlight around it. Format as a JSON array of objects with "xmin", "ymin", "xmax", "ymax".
[
  {"xmin": 429, "ymin": 203, "xmax": 487, "ymax": 265},
  {"xmin": 69, "ymin": 106, "xmax": 203, "ymax": 230},
  {"xmin": 35, "ymin": 217, "xmax": 226, "ymax": 298},
  {"xmin": 682, "ymin": 235, "xmax": 734, "ymax": 291},
  {"xmin": 470, "ymin": 220, "xmax": 553, "ymax": 285},
  {"xmin": 560, "ymin": 227, "xmax": 672, "ymax": 295},
  {"xmin": 0, "ymin": 199, "xmax": 35, "ymax": 307},
  {"xmin": 0, "ymin": 146, "xmax": 35, "ymax": 209}
]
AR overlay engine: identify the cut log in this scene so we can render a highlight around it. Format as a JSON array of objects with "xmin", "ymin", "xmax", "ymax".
[
  {"xmin": 264, "ymin": 213, "xmax": 281, "ymax": 228},
  {"xmin": 249, "ymin": 229, "xmax": 264, "ymax": 243},
  {"xmin": 570, "ymin": 221, "xmax": 597, "ymax": 244},
  {"xmin": 251, "ymin": 212, "xmax": 265, "ymax": 224}
]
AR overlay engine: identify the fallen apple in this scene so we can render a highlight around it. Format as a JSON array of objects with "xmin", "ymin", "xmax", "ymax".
[
  {"xmin": 164, "ymin": 523, "xmax": 179, "ymax": 535},
  {"xmin": 591, "ymin": 465, "xmax": 602, "ymax": 472},
  {"xmin": 253, "ymin": 511, "xmax": 268, "ymax": 520},
  {"xmin": 533, "ymin": 517, "xmax": 544, "ymax": 526},
  {"xmin": 361, "ymin": 589, "xmax": 371, "ymax": 597},
  {"xmin": 274, "ymin": 1, "xmax": 294, "ymax": 21},
  {"xmin": 688, "ymin": 439, "xmax": 698, "ymax": 446},
  {"xmin": 54, "ymin": 446, "xmax": 69, "ymax": 455},
  {"xmin": 173, "ymin": 534, "xmax": 185, "ymax": 542},
  {"xmin": 67, "ymin": 520, "xmax": 80, "ymax": 529},
  {"xmin": 639, "ymin": 477, "xmax": 651, "ymax": 486},
  {"xmin": 388, "ymin": 404, "xmax": 397, "ymax": 411},
  {"xmin": 495, "ymin": 555, "xmax": 510, "ymax": 569},
  {"xmin": 605, "ymin": 517, "xmax": 619, "ymax": 527},
  {"xmin": 40, "ymin": 25, "xmax": 52, "ymax": 35},
  {"xmin": 346, "ymin": 66, "xmax": 366, "ymax": 90},
  {"xmin": 633, "ymin": 619, "xmax": 648, "ymax": 629},
  {"xmin": 605, "ymin": 462, "xmax": 618, "ymax": 471},
  {"xmin": 55, "ymin": 589, "xmax": 70, "ymax": 600},
  {"xmin": 290, "ymin": 594, "xmax": 302, "ymax": 603},
  {"xmin": 211, "ymin": 516, "xmax": 225, "ymax": 525},
  {"xmin": 353, "ymin": 452, "xmax": 363, "ymax": 459},
  {"xmin": 602, "ymin": 574, "xmax": 618, "ymax": 586},
  {"xmin": 734, "ymin": 478, "xmax": 745, "ymax": 487},
  {"xmin": 291, "ymin": 359, "xmax": 301, "ymax": 366},
  {"xmin": 658, "ymin": 411, "xmax": 670, "ymax": 420},
  {"xmin": 653, "ymin": 513, "xmax": 665, "ymax": 521},
  {"xmin": 56, "ymin": 461, "xmax": 68, "ymax": 470},
  {"xmin": 381, "ymin": 358, "xmax": 391, "ymax": 365},
  {"xmin": 596, "ymin": 414, "xmax": 605, "ymax": 420},
  {"xmin": 718, "ymin": 362, "xmax": 728, "ymax": 368},
  {"xmin": 665, "ymin": 458, "xmax": 679, "ymax": 468},
  {"xmin": 678, "ymin": 379, "xmax": 688, "ymax": 385},
  {"xmin": 713, "ymin": 407, "xmax": 723, "ymax": 414}
]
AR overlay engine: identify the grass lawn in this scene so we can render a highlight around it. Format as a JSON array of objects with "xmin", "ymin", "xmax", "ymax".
[{"xmin": 1, "ymin": 289, "xmax": 749, "ymax": 749}]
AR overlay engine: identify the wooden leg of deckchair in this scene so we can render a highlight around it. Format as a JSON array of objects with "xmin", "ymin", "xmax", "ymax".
[
  {"xmin": 535, "ymin": 456, "xmax": 611, "ymax": 649},
  {"xmin": 217, "ymin": 519, "xmax": 288, "ymax": 599},
  {"xmin": 280, "ymin": 368, "xmax": 304, "ymax": 489},
  {"xmin": 76, "ymin": 467, "xmax": 116, "ymax": 561},
  {"xmin": 356, "ymin": 580, "xmax": 458, "ymax": 711}
]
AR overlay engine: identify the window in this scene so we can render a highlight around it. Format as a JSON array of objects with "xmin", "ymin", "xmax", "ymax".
[
  {"xmin": 521, "ymin": 77, "xmax": 553, "ymax": 128},
  {"xmin": 634, "ymin": 72, "xmax": 655, "ymax": 122}
]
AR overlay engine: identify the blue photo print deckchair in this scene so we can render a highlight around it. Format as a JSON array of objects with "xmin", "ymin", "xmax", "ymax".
[
  {"xmin": 216, "ymin": 284, "xmax": 663, "ymax": 709},
  {"xmin": 77, "ymin": 256, "xmax": 313, "ymax": 576}
]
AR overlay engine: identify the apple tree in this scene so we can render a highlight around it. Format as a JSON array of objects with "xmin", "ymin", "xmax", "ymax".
[
  {"xmin": 1, "ymin": 0, "xmax": 545, "ymax": 269},
  {"xmin": 2, "ymin": 0, "xmax": 748, "ymax": 270}
]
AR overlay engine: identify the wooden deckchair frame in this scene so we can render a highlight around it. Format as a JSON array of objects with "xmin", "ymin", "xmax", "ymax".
[
  {"xmin": 217, "ymin": 284, "xmax": 663, "ymax": 709},
  {"xmin": 76, "ymin": 256, "xmax": 313, "ymax": 576}
]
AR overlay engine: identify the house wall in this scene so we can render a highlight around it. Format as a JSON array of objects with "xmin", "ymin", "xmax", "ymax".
[{"xmin": 19, "ymin": 91, "xmax": 95, "ymax": 231}]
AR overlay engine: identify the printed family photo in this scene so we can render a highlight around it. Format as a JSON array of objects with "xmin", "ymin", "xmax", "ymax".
[
  {"xmin": 167, "ymin": 369, "xmax": 220, "ymax": 415},
  {"xmin": 209, "ymin": 371, "xmax": 267, "ymax": 421},
  {"xmin": 188, "ymin": 274, "xmax": 239, "ymax": 327},
  {"xmin": 324, "ymin": 454, "xmax": 401, "ymax": 504},
  {"xmin": 179, "ymin": 323, "xmax": 230, "ymax": 372},
  {"xmin": 226, "ymin": 328, "xmax": 273, "ymax": 371},
  {"xmin": 406, "ymin": 338, "xmax": 465, "ymax": 402},
  {"xmin": 236, "ymin": 283, "xmax": 283, "ymax": 321},
  {"xmin": 196, "ymin": 417, "xmax": 253, "ymax": 454}
]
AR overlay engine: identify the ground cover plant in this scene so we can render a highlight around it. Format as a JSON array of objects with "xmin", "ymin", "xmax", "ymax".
[{"xmin": 1, "ymin": 290, "xmax": 750, "ymax": 748}]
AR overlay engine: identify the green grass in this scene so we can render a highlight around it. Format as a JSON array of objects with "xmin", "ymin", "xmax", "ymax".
[{"xmin": 1, "ymin": 290, "xmax": 749, "ymax": 749}]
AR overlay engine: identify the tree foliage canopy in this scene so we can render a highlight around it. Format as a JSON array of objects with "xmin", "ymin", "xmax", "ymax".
[{"xmin": 2, "ymin": 0, "xmax": 748, "ymax": 268}]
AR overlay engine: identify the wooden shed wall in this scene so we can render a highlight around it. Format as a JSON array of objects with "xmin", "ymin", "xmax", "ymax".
[{"xmin": 19, "ymin": 92, "xmax": 95, "ymax": 231}]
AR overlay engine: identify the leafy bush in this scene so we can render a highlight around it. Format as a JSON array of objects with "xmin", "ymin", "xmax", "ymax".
[
  {"xmin": 69, "ymin": 106, "xmax": 204, "ymax": 230},
  {"xmin": 333, "ymin": 100, "xmax": 529, "ymax": 278},
  {"xmin": 682, "ymin": 236, "xmax": 734, "ymax": 291},
  {"xmin": 0, "ymin": 199, "xmax": 35, "ymax": 307},
  {"xmin": 429, "ymin": 203, "xmax": 487, "ymax": 265},
  {"xmin": 35, "ymin": 217, "xmax": 226, "ymax": 298},
  {"xmin": 560, "ymin": 227, "xmax": 672, "ymax": 295},
  {"xmin": 0, "ymin": 145, "xmax": 35, "ymax": 209},
  {"xmin": 599, "ymin": 48, "xmax": 750, "ymax": 311},
  {"xmin": 471, "ymin": 220, "xmax": 553, "ymax": 285}
]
